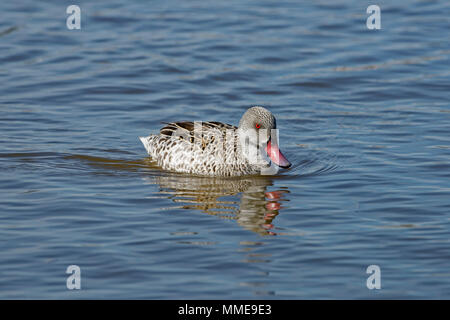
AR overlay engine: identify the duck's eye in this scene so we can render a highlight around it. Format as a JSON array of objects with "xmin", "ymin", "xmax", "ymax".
[{"xmin": 255, "ymin": 123, "xmax": 261, "ymax": 129}]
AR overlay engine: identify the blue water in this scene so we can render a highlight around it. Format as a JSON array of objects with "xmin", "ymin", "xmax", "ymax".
[{"xmin": 0, "ymin": 0, "xmax": 449, "ymax": 299}]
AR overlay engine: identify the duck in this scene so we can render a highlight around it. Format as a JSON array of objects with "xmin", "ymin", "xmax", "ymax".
[{"xmin": 139, "ymin": 106, "xmax": 291, "ymax": 176}]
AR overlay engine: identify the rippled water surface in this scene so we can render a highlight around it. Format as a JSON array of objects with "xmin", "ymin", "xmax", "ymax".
[{"xmin": 0, "ymin": 0, "xmax": 449, "ymax": 299}]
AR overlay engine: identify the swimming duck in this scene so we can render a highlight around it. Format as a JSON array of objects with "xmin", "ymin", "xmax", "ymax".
[{"xmin": 139, "ymin": 106, "xmax": 291, "ymax": 176}]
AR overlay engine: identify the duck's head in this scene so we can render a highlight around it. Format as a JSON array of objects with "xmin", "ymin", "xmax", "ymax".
[{"xmin": 238, "ymin": 106, "xmax": 291, "ymax": 169}]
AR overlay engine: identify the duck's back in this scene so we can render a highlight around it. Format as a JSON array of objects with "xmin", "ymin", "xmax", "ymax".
[{"xmin": 140, "ymin": 121, "xmax": 257, "ymax": 176}]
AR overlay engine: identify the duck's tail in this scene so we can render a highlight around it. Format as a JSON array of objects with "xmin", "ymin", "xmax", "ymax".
[{"xmin": 139, "ymin": 135, "xmax": 153, "ymax": 155}]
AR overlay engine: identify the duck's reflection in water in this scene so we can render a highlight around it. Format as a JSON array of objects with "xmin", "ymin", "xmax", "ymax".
[
  {"xmin": 65, "ymin": 154, "xmax": 287, "ymax": 235},
  {"xmin": 150, "ymin": 174, "xmax": 289, "ymax": 236}
]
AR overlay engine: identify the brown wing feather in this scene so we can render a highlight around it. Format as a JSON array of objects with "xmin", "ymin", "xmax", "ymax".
[
  {"xmin": 160, "ymin": 121, "xmax": 194, "ymax": 136},
  {"xmin": 160, "ymin": 121, "xmax": 236, "ymax": 137}
]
